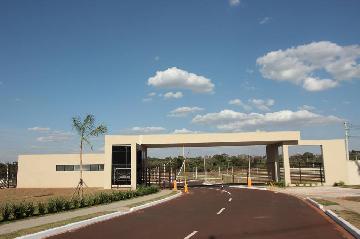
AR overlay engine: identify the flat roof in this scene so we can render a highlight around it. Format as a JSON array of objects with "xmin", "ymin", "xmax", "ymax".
[{"xmin": 106, "ymin": 131, "xmax": 301, "ymax": 148}]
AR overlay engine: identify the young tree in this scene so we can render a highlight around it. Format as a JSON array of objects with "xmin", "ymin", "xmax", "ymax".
[{"xmin": 72, "ymin": 114, "xmax": 107, "ymax": 198}]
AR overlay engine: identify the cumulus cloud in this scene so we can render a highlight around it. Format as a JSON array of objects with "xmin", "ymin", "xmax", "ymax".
[
  {"xmin": 130, "ymin": 126, "xmax": 166, "ymax": 134},
  {"xmin": 298, "ymin": 105, "xmax": 316, "ymax": 111},
  {"xmin": 229, "ymin": 98, "xmax": 274, "ymax": 111},
  {"xmin": 228, "ymin": 99, "xmax": 252, "ymax": 111},
  {"xmin": 148, "ymin": 67, "xmax": 215, "ymax": 93},
  {"xmin": 192, "ymin": 109, "xmax": 342, "ymax": 131},
  {"xmin": 259, "ymin": 17, "xmax": 270, "ymax": 24},
  {"xmin": 173, "ymin": 128, "xmax": 199, "ymax": 134},
  {"xmin": 256, "ymin": 41, "xmax": 360, "ymax": 91},
  {"xmin": 28, "ymin": 127, "xmax": 50, "ymax": 132},
  {"xmin": 229, "ymin": 0, "xmax": 240, "ymax": 6},
  {"xmin": 37, "ymin": 131, "xmax": 73, "ymax": 142},
  {"xmin": 168, "ymin": 106, "xmax": 204, "ymax": 117},
  {"xmin": 249, "ymin": 98, "xmax": 275, "ymax": 111},
  {"xmin": 164, "ymin": 91, "xmax": 183, "ymax": 99}
]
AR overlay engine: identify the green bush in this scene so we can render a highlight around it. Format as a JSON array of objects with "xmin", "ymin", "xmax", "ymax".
[
  {"xmin": 47, "ymin": 199, "xmax": 58, "ymax": 213},
  {"xmin": 272, "ymin": 180, "xmax": 286, "ymax": 188},
  {"xmin": 333, "ymin": 181, "xmax": 345, "ymax": 186},
  {"xmin": 1, "ymin": 203, "xmax": 13, "ymax": 221},
  {"xmin": 64, "ymin": 199, "xmax": 72, "ymax": 211},
  {"xmin": 37, "ymin": 202, "xmax": 47, "ymax": 215},
  {"xmin": 0, "ymin": 186, "xmax": 159, "ymax": 222},
  {"xmin": 12, "ymin": 202, "xmax": 26, "ymax": 219},
  {"xmin": 24, "ymin": 202, "xmax": 35, "ymax": 217}
]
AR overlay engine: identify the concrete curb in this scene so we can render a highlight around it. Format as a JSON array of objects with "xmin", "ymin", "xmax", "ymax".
[
  {"xmin": 229, "ymin": 185, "xmax": 267, "ymax": 191},
  {"xmin": 306, "ymin": 197, "xmax": 325, "ymax": 211},
  {"xmin": 306, "ymin": 198, "xmax": 360, "ymax": 239},
  {"xmin": 16, "ymin": 191, "xmax": 182, "ymax": 239},
  {"xmin": 325, "ymin": 209, "xmax": 360, "ymax": 239}
]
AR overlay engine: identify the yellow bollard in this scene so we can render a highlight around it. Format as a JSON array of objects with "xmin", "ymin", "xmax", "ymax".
[
  {"xmin": 173, "ymin": 180, "xmax": 177, "ymax": 191},
  {"xmin": 247, "ymin": 177, "xmax": 252, "ymax": 187},
  {"xmin": 184, "ymin": 182, "xmax": 189, "ymax": 193}
]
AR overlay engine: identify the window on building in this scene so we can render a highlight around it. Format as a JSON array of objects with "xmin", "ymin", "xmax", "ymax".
[{"xmin": 56, "ymin": 164, "xmax": 104, "ymax": 172}]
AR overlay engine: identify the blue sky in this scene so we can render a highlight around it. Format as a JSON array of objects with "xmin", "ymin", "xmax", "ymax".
[{"xmin": 1, "ymin": 0, "xmax": 360, "ymax": 161}]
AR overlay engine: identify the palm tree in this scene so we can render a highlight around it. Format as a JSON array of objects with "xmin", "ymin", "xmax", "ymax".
[{"xmin": 72, "ymin": 114, "xmax": 107, "ymax": 198}]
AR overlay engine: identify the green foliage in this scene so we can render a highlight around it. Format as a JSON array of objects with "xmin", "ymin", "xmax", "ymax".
[
  {"xmin": 1, "ymin": 203, "xmax": 13, "ymax": 221},
  {"xmin": 272, "ymin": 180, "xmax": 286, "ymax": 188},
  {"xmin": 64, "ymin": 199, "xmax": 72, "ymax": 211},
  {"xmin": 24, "ymin": 202, "xmax": 35, "ymax": 217},
  {"xmin": 12, "ymin": 202, "xmax": 27, "ymax": 219},
  {"xmin": 47, "ymin": 199, "xmax": 58, "ymax": 213},
  {"xmin": 37, "ymin": 202, "xmax": 47, "ymax": 215},
  {"xmin": 333, "ymin": 181, "xmax": 345, "ymax": 186},
  {"xmin": 0, "ymin": 186, "xmax": 159, "ymax": 222}
]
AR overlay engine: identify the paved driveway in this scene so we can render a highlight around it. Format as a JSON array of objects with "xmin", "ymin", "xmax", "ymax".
[{"xmin": 49, "ymin": 187, "xmax": 352, "ymax": 239}]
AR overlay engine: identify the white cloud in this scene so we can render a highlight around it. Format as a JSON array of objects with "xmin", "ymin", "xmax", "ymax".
[
  {"xmin": 228, "ymin": 99, "xmax": 252, "ymax": 111},
  {"xmin": 28, "ymin": 127, "xmax": 50, "ymax": 132},
  {"xmin": 229, "ymin": 0, "xmax": 240, "ymax": 6},
  {"xmin": 192, "ymin": 109, "xmax": 342, "ymax": 131},
  {"xmin": 148, "ymin": 67, "xmax": 215, "ymax": 93},
  {"xmin": 256, "ymin": 41, "xmax": 360, "ymax": 91},
  {"xmin": 130, "ymin": 126, "xmax": 166, "ymax": 134},
  {"xmin": 173, "ymin": 128, "xmax": 199, "ymax": 134},
  {"xmin": 37, "ymin": 131, "xmax": 73, "ymax": 142},
  {"xmin": 142, "ymin": 98, "xmax": 152, "ymax": 102},
  {"xmin": 148, "ymin": 92, "xmax": 156, "ymax": 97},
  {"xmin": 164, "ymin": 91, "xmax": 183, "ymax": 99},
  {"xmin": 259, "ymin": 17, "xmax": 270, "ymax": 24},
  {"xmin": 168, "ymin": 106, "xmax": 204, "ymax": 117},
  {"xmin": 229, "ymin": 98, "xmax": 274, "ymax": 111},
  {"xmin": 249, "ymin": 98, "xmax": 275, "ymax": 111},
  {"xmin": 154, "ymin": 56, "xmax": 160, "ymax": 61},
  {"xmin": 298, "ymin": 105, "xmax": 316, "ymax": 111}
]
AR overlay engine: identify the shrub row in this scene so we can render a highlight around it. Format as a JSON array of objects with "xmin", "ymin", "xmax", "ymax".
[{"xmin": 0, "ymin": 185, "xmax": 159, "ymax": 222}]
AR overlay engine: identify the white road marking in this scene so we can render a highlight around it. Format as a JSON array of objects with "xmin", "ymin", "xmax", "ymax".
[
  {"xmin": 184, "ymin": 230, "xmax": 198, "ymax": 239},
  {"xmin": 217, "ymin": 208, "xmax": 226, "ymax": 215},
  {"xmin": 229, "ymin": 198, "xmax": 232, "ymax": 202}
]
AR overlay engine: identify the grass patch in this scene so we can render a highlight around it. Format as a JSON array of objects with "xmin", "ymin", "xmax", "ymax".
[
  {"xmin": 334, "ymin": 210, "xmax": 360, "ymax": 229},
  {"xmin": 0, "ymin": 211, "xmax": 115, "ymax": 239},
  {"xmin": 340, "ymin": 185, "xmax": 360, "ymax": 189},
  {"xmin": 341, "ymin": 196, "xmax": 360, "ymax": 202},
  {"xmin": 127, "ymin": 191, "xmax": 179, "ymax": 208},
  {"xmin": 313, "ymin": 198, "xmax": 339, "ymax": 206}
]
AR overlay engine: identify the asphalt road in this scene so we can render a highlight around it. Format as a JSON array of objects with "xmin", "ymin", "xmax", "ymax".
[{"xmin": 49, "ymin": 187, "xmax": 353, "ymax": 239}]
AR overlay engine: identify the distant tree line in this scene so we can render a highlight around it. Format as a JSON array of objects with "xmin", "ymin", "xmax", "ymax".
[{"xmin": 147, "ymin": 152, "xmax": 324, "ymax": 171}]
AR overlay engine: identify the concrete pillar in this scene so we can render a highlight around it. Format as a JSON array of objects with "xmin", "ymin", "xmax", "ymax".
[
  {"xmin": 131, "ymin": 143, "xmax": 137, "ymax": 190},
  {"xmin": 282, "ymin": 145, "xmax": 291, "ymax": 186},
  {"xmin": 266, "ymin": 144, "xmax": 279, "ymax": 182}
]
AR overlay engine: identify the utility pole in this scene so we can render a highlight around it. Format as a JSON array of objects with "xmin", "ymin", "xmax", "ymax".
[
  {"xmin": 345, "ymin": 121, "xmax": 350, "ymax": 160},
  {"xmin": 6, "ymin": 162, "xmax": 9, "ymax": 188}
]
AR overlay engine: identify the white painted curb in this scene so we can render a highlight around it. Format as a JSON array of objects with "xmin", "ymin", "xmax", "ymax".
[
  {"xmin": 326, "ymin": 209, "xmax": 360, "ymax": 239},
  {"xmin": 306, "ymin": 197, "xmax": 325, "ymax": 211},
  {"xmin": 17, "ymin": 191, "xmax": 182, "ymax": 239},
  {"xmin": 229, "ymin": 185, "xmax": 267, "ymax": 191}
]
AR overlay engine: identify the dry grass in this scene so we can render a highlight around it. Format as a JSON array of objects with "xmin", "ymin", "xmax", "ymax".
[
  {"xmin": 312, "ymin": 198, "xmax": 339, "ymax": 206},
  {"xmin": 341, "ymin": 196, "xmax": 360, "ymax": 202},
  {"xmin": 0, "ymin": 188, "xmax": 115, "ymax": 205},
  {"xmin": 334, "ymin": 210, "xmax": 360, "ymax": 229}
]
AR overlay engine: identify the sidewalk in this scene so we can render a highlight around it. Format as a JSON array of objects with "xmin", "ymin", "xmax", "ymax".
[{"xmin": 0, "ymin": 190, "xmax": 174, "ymax": 236}]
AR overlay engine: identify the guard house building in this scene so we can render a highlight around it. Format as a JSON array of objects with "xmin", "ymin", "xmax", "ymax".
[{"xmin": 17, "ymin": 131, "xmax": 360, "ymax": 189}]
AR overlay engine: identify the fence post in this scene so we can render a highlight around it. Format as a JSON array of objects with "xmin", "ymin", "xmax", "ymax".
[
  {"xmin": 299, "ymin": 161, "xmax": 302, "ymax": 184},
  {"xmin": 158, "ymin": 167, "xmax": 161, "ymax": 186},
  {"xmin": 169, "ymin": 168, "xmax": 171, "ymax": 189},
  {"xmin": 320, "ymin": 163, "xmax": 323, "ymax": 184}
]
